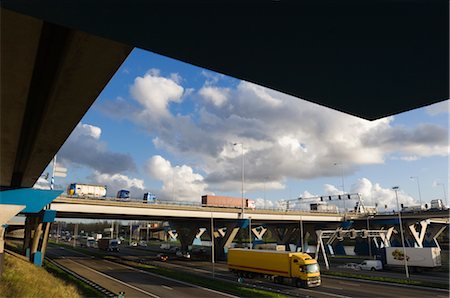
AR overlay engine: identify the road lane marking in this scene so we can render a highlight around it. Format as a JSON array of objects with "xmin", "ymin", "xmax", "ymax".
[
  {"xmin": 103, "ymin": 259, "xmax": 238, "ymax": 297},
  {"xmin": 322, "ymin": 286, "xmax": 344, "ymax": 290},
  {"xmin": 65, "ymin": 259, "xmax": 161, "ymax": 298},
  {"xmin": 298, "ymin": 288, "xmax": 350, "ymax": 298},
  {"xmin": 161, "ymin": 285, "xmax": 173, "ymax": 290},
  {"xmin": 339, "ymin": 281, "xmax": 360, "ymax": 286}
]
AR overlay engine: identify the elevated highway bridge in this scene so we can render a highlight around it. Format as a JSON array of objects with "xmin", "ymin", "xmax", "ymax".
[
  {"xmin": 46, "ymin": 197, "xmax": 449, "ymax": 259},
  {"xmin": 1, "ymin": 0, "xmax": 448, "ymax": 268}
]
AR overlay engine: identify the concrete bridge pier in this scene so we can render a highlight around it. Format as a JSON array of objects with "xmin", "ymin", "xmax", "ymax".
[
  {"xmin": 268, "ymin": 225, "xmax": 300, "ymax": 251},
  {"xmin": 23, "ymin": 210, "xmax": 56, "ymax": 266},
  {"xmin": 169, "ymin": 220, "xmax": 203, "ymax": 252},
  {"xmin": 213, "ymin": 221, "xmax": 242, "ymax": 261}
]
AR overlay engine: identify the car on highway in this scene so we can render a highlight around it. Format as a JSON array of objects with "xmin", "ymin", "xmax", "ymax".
[
  {"xmin": 139, "ymin": 240, "xmax": 147, "ymax": 247},
  {"xmin": 156, "ymin": 253, "xmax": 169, "ymax": 262},
  {"xmin": 176, "ymin": 250, "xmax": 191, "ymax": 259},
  {"xmin": 358, "ymin": 260, "xmax": 383, "ymax": 271},
  {"xmin": 337, "ymin": 263, "xmax": 361, "ymax": 270},
  {"xmin": 130, "ymin": 241, "xmax": 138, "ymax": 247}
]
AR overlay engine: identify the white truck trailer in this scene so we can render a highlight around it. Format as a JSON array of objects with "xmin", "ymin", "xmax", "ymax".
[
  {"xmin": 382, "ymin": 247, "xmax": 441, "ymax": 270},
  {"xmin": 67, "ymin": 183, "xmax": 107, "ymax": 198}
]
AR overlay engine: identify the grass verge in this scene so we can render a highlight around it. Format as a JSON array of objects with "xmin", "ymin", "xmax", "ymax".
[
  {"xmin": 0, "ymin": 254, "xmax": 81, "ymax": 298},
  {"xmin": 43, "ymin": 260, "xmax": 105, "ymax": 298},
  {"xmin": 323, "ymin": 271, "xmax": 449, "ymax": 290}
]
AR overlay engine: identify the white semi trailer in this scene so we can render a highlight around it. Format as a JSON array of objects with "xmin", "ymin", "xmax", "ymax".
[
  {"xmin": 67, "ymin": 183, "xmax": 107, "ymax": 198},
  {"xmin": 382, "ymin": 247, "xmax": 441, "ymax": 270}
]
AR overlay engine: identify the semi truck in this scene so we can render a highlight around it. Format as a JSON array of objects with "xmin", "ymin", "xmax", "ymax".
[
  {"xmin": 227, "ymin": 249, "xmax": 321, "ymax": 288},
  {"xmin": 381, "ymin": 247, "xmax": 441, "ymax": 271},
  {"xmin": 116, "ymin": 189, "xmax": 130, "ymax": 200},
  {"xmin": 310, "ymin": 202, "xmax": 338, "ymax": 213},
  {"xmin": 143, "ymin": 192, "xmax": 157, "ymax": 203},
  {"xmin": 67, "ymin": 183, "xmax": 107, "ymax": 198},
  {"xmin": 430, "ymin": 199, "xmax": 446, "ymax": 210},
  {"xmin": 97, "ymin": 238, "xmax": 120, "ymax": 252},
  {"xmin": 201, "ymin": 195, "xmax": 255, "ymax": 209}
]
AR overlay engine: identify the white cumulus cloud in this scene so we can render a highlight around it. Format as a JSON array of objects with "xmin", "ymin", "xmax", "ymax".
[
  {"xmin": 130, "ymin": 72, "xmax": 184, "ymax": 120},
  {"xmin": 145, "ymin": 155, "xmax": 207, "ymax": 202},
  {"xmin": 90, "ymin": 171, "xmax": 145, "ymax": 198}
]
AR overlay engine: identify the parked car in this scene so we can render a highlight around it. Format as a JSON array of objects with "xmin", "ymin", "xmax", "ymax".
[
  {"xmin": 337, "ymin": 263, "xmax": 361, "ymax": 270},
  {"xmin": 358, "ymin": 260, "xmax": 383, "ymax": 271},
  {"xmin": 139, "ymin": 241, "xmax": 147, "ymax": 247},
  {"xmin": 130, "ymin": 241, "xmax": 138, "ymax": 247}
]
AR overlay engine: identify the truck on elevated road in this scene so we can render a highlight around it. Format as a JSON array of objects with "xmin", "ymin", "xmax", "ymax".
[
  {"xmin": 202, "ymin": 195, "xmax": 255, "ymax": 209},
  {"xmin": 67, "ymin": 183, "xmax": 107, "ymax": 198},
  {"xmin": 228, "ymin": 249, "xmax": 321, "ymax": 288}
]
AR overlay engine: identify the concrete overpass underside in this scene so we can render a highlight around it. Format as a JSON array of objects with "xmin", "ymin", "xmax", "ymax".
[
  {"xmin": 1, "ymin": 1, "xmax": 448, "ymax": 190},
  {"xmin": 1, "ymin": 8, "xmax": 132, "ymax": 188}
]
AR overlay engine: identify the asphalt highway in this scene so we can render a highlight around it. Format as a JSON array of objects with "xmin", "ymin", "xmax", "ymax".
[
  {"xmin": 47, "ymin": 244, "xmax": 450, "ymax": 298},
  {"xmin": 46, "ymin": 246, "xmax": 236, "ymax": 298}
]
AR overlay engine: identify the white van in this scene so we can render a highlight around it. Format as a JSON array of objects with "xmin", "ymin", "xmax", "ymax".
[{"xmin": 358, "ymin": 260, "xmax": 383, "ymax": 271}]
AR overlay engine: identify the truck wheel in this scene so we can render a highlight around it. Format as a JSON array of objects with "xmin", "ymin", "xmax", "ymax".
[
  {"xmin": 370, "ymin": 267, "xmax": 375, "ymax": 271},
  {"xmin": 291, "ymin": 278, "xmax": 298, "ymax": 287}
]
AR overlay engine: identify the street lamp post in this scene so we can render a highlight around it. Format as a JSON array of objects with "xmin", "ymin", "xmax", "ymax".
[
  {"xmin": 410, "ymin": 176, "xmax": 422, "ymax": 208},
  {"xmin": 392, "ymin": 186, "xmax": 409, "ymax": 278},
  {"xmin": 366, "ymin": 215, "xmax": 374, "ymax": 259},
  {"xmin": 334, "ymin": 162, "xmax": 346, "ymax": 214},
  {"xmin": 211, "ymin": 212, "xmax": 215, "ymax": 278},
  {"xmin": 233, "ymin": 143, "xmax": 245, "ymax": 217}
]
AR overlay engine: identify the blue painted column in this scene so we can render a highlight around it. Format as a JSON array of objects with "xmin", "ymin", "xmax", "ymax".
[{"xmin": 0, "ymin": 188, "xmax": 61, "ymax": 266}]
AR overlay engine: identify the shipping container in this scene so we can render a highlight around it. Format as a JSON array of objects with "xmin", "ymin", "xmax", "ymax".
[{"xmin": 201, "ymin": 195, "xmax": 254, "ymax": 208}]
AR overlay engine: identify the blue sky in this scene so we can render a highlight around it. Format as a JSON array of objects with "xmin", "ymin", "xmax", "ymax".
[{"xmin": 36, "ymin": 48, "xmax": 449, "ymax": 211}]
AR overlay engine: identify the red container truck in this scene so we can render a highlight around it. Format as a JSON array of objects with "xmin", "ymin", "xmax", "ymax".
[{"xmin": 201, "ymin": 195, "xmax": 255, "ymax": 209}]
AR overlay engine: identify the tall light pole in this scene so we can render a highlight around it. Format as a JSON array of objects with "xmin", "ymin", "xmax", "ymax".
[
  {"xmin": 334, "ymin": 162, "xmax": 346, "ymax": 214},
  {"xmin": 392, "ymin": 186, "xmax": 409, "ymax": 278},
  {"xmin": 410, "ymin": 176, "xmax": 422, "ymax": 208},
  {"xmin": 211, "ymin": 212, "xmax": 215, "ymax": 278},
  {"xmin": 436, "ymin": 182, "xmax": 447, "ymax": 203},
  {"xmin": 233, "ymin": 143, "xmax": 245, "ymax": 217},
  {"xmin": 366, "ymin": 215, "xmax": 374, "ymax": 259}
]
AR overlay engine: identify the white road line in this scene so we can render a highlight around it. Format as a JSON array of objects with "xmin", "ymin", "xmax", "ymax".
[
  {"xmin": 339, "ymin": 281, "xmax": 360, "ymax": 286},
  {"xmin": 65, "ymin": 259, "xmax": 161, "ymax": 298},
  {"xmin": 299, "ymin": 288, "xmax": 351, "ymax": 298},
  {"xmin": 322, "ymin": 286, "xmax": 344, "ymax": 290},
  {"xmin": 103, "ymin": 259, "xmax": 238, "ymax": 298},
  {"xmin": 161, "ymin": 285, "xmax": 173, "ymax": 290}
]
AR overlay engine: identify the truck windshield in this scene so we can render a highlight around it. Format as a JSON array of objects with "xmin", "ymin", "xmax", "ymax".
[{"xmin": 305, "ymin": 264, "xmax": 320, "ymax": 273}]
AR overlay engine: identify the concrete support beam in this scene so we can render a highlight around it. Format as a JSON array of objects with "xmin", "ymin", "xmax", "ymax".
[
  {"xmin": 170, "ymin": 220, "xmax": 205, "ymax": 251},
  {"xmin": 268, "ymin": 225, "xmax": 299, "ymax": 250},
  {"xmin": 408, "ymin": 220, "xmax": 429, "ymax": 248},
  {"xmin": 424, "ymin": 224, "xmax": 448, "ymax": 248},
  {"xmin": 30, "ymin": 220, "xmax": 43, "ymax": 264},
  {"xmin": 252, "ymin": 226, "xmax": 267, "ymax": 240},
  {"xmin": 213, "ymin": 222, "xmax": 241, "ymax": 261}
]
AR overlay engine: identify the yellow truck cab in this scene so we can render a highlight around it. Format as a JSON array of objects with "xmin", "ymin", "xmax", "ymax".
[{"xmin": 228, "ymin": 248, "xmax": 321, "ymax": 288}]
